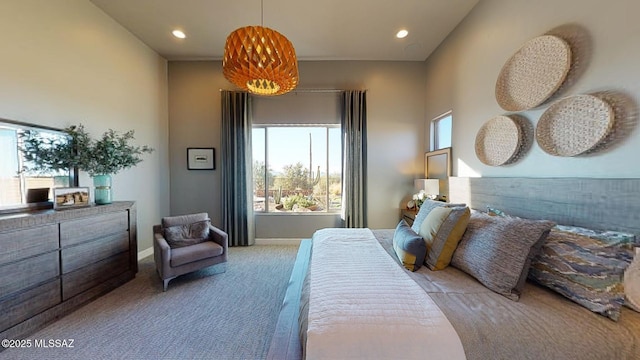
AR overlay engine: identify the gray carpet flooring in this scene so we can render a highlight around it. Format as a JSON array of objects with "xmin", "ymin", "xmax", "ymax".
[{"xmin": 0, "ymin": 245, "xmax": 299, "ymax": 360}]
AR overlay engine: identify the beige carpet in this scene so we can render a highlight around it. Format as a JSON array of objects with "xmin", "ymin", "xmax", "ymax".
[{"xmin": 0, "ymin": 245, "xmax": 299, "ymax": 360}]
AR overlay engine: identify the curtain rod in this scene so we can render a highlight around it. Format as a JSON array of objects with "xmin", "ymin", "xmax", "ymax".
[
  {"xmin": 290, "ymin": 89, "xmax": 343, "ymax": 93},
  {"xmin": 218, "ymin": 88, "xmax": 366, "ymax": 93}
]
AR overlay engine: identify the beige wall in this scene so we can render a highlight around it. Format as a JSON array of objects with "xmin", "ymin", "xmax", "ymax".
[
  {"xmin": 0, "ymin": 0, "xmax": 170, "ymax": 253},
  {"xmin": 168, "ymin": 61, "xmax": 426, "ymax": 233},
  {"xmin": 424, "ymin": 0, "xmax": 640, "ymax": 179},
  {"xmin": 167, "ymin": 61, "xmax": 225, "ymax": 225}
]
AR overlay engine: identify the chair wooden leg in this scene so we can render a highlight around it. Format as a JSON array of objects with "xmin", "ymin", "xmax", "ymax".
[{"xmin": 163, "ymin": 279, "xmax": 170, "ymax": 292}]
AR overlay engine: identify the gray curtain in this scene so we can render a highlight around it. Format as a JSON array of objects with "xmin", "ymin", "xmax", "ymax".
[
  {"xmin": 221, "ymin": 91, "xmax": 255, "ymax": 246},
  {"xmin": 341, "ymin": 90, "xmax": 367, "ymax": 228}
]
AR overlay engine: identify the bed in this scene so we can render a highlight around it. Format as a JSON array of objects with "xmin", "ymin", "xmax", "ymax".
[{"xmin": 267, "ymin": 177, "xmax": 640, "ymax": 360}]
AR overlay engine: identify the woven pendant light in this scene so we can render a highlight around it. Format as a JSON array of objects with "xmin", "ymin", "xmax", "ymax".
[{"xmin": 223, "ymin": 25, "xmax": 299, "ymax": 96}]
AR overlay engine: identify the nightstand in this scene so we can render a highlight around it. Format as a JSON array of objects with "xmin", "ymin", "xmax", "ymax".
[{"xmin": 400, "ymin": 208, "xmax": 418, "ymax": 226}]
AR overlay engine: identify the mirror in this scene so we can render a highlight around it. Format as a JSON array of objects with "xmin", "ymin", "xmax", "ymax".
[
  {"xmin": 425, "ymin": 147, "xmax": 451, "ymax": 179},
  {"xmin": 0, "ymin": 118, "xmax": 78, "ymax": 214},
  {"xmin": 424, "ymin": 147, "xmax": 452, "ymax": 202}
]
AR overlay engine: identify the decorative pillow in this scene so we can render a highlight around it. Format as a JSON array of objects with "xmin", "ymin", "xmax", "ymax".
[
  {"xmin": 528, "ymin": 225, "xmax": 637, "ymax": 320},
  {"xmin": 393, "ymin": 220, "xmax": 427, "ymax": 272},
  {"xmin": 451, "ymin": 211, "xmax": 554, "ymax": 301},
  {"xmin": 410, "ymin": 200, "xmax": 466, "ymax": 234},
  {"xmin": 418, "ymin": 206, "xmax": 470, "ymax": 271},
  {"xmin": 626, "ymin": 248, "xmax": 640, "ymax": 312},
  {"xmin": 164, "ymin": 219, "xmax": 211, "ymax": 248}
]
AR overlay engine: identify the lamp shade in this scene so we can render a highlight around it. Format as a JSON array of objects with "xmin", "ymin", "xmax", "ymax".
[
  {"xmin": 223, "ymin": 26, "xmax": 299, "ymax": 96},
  {"xmin": 414, "ymin": 179, "xmax": 440, "ymax": 195}
]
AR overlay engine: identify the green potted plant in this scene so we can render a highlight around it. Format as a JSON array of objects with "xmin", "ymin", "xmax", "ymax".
[{"xmin": 69, "ymin": 125, "xmax": 154, "ymax": 205}]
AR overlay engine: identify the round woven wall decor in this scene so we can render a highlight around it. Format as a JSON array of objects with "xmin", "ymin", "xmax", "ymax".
[
  {"xmin": 536, "ymin": 94, "xmax": 614, "ymax": 157},
  {"xmin": 475, "ymin": 115, "xmax": 523, "ymax": 166},
  {"xmin": 495, "ymin": 35, "xmax": 571, "ymax": 111}
]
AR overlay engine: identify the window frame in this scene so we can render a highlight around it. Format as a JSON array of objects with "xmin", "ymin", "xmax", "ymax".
[
  {"xmin": 430, "ymin": 111, "xmax": 452, "ymax": 151},
  {"xmin": 252, "ymin": 123, "xmax": 342, "ymax": 214}
]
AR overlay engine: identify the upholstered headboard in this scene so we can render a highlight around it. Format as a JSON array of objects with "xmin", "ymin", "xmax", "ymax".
[{"xmin": 448, "ymin": 177, "xmax": 640, "ymax": 236}]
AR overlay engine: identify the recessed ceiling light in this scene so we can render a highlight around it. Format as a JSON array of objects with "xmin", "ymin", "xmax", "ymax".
[
  {"xmin": 396, "ymin": 29, "xmax": 409, "ymax": 39},
  {"xmin": 172, "ymin": 30, "xmax": 186, "ymax": 39}
]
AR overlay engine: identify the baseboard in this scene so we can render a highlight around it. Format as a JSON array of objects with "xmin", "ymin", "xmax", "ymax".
[
  {"xmin": 138, "ymin": 247, "xmax": 153, "ymax": 260},
  {"xmin": 255, "ymin": 238, "xmax": 302, "ymax": 246}
]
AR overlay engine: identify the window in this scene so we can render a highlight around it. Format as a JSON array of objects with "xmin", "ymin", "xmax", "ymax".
[
  {"xmin": 431, "ymin": 111, "xmax": 452, "ymax": 151},
  {"xmin": 252, "ymin": 125, "xmax": 342, "ymax": 213}
]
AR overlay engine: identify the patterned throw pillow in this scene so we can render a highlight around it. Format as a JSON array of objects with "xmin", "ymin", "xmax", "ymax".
[
  {"xmin": 410, "ymin": 200, "xmax": 466, "ymax": 234},
  {"xmin": 418, "ymin": 206, "xmax": 470, "ymax": 270},
  {"xmin": 528, "ymin": 225, "xmax": 637, "ymax": 320},
  {"xmin": 626, "ymin": 248, "xmax": 640, "ymax": 312},
  {"xmin": 451, "ymin": 211, "xmax": 554, "ymax": 301},
  {"xmin": 393, "ymin": 220, "xmax": 427, "ymax": 272},
  {"xmin": 163, "ymin": 219, "xmax": 211, "ymax": 248}
]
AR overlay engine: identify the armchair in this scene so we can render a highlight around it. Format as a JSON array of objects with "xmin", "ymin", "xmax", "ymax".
[{"xmin": 153, "ymin": 213, "xmax": 228, "ymax": 291}]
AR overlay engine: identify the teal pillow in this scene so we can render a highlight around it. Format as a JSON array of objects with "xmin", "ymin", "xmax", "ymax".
[{"xmin": 393, "ymin": 220, "xmax": 426, "ymax": 272}]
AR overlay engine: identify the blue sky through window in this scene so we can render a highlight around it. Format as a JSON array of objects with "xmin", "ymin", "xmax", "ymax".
[{"xmin": 253, "ymin": 127, "xmax": 341, "ymax": 175}]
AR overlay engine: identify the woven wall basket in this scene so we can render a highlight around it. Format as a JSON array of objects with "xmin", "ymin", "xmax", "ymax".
[
  {"xmin": 536, "ymin": 94, "xmax": 614, "ymax": 157},
  {"xmin": 496, "ymin": 35, "xmax": 572, "ymax": 111},
  {"xmin": 475, "ymin": 115, "xmax": 523, "ymax": 166}
]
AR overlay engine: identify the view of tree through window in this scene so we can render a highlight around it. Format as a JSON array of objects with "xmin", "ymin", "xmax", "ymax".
[{"xmin": 252, "ymin": 126, "xmax": 341, "ymax": 213}]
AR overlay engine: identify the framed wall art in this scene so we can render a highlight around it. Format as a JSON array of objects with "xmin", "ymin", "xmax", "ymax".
[
  {"xmin": 187, "ymin": 147, "xmax": 215, "ymax": 170},
  {"xmin": 53, "ymin": 187, "xmax": 90, "ymax": 210}
]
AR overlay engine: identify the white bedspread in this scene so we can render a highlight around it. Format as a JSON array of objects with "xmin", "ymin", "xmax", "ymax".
[{"xmin": 306, "ymin": 228, "xmax": 466, "ymax": 360}]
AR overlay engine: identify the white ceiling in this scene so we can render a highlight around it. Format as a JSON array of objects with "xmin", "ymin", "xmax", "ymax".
[{"xmin": 89, "ymin": 0, "xmax": 479, "ymax": 61}]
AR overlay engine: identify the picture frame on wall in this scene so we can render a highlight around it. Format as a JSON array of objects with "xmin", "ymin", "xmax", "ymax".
[
  {"xmin": 187, "ymin": 147, "xmax": 215, "ymax": 170},
  {"xmin": 53, "ymin": 187, "xmax": 90, "ymax": 210}
]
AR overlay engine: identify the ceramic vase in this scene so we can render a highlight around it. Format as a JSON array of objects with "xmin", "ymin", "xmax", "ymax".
[{"xmin": 93, "ymin": 174, "xmax": 112, "ymax": 205}]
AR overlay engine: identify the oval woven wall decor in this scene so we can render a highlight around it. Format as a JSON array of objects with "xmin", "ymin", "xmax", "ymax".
[
  {"xmin": 475, "ymin": 115, "xmax": 523, "ymax": 166},
  {"xmin": 536, "ymin": 94, "xmax": 614, "ymax": 157},
  {"xmin": 496, "ymin": 35, "xmax": 572, "ymax": 112}
]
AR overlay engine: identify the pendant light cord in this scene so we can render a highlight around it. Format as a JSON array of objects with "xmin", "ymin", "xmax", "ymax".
[{"xmin": 261, "ymin": 0, "xmax": 264, "ymax": 26}]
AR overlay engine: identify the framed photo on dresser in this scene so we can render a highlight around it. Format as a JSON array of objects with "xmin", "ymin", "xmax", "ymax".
[{"xmin": 53, "ymin": 187, "xmax": 90, "ymax": 210}]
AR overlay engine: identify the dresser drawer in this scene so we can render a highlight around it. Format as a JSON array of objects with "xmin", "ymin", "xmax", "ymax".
[
  {"xmin": 62, "ymin": 251, "xmax": 130, "ymax": 300},
  {"xmin": 60, "ymin": 211, "xmax": 128, "ymax": 247},
  {"xmin": 61, "ymin": 232, "xmax": 129, "ymax": 274},
  {"xmin": 0, "ymin": 224, "xmax": 59, "ymax": 264},
  {"xmin": 0, "ymin": 279, "xmax": 60, "ymax": 332},
  {"xmin": 0, "ymin": 252, "xmax": 59, "ymax": 296}
]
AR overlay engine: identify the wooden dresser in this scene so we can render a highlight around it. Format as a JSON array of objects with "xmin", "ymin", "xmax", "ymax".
[{"xmin": 0, "ymin": 201, "xmax": 137, "ymax": 340}]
